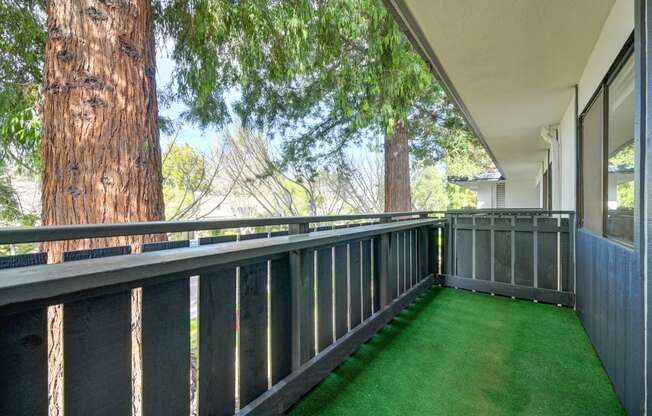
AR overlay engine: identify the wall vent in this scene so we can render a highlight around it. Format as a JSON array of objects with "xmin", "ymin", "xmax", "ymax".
[{"xmin": 495, "ymin": 182, "xmax": 505, "ymax": 208}]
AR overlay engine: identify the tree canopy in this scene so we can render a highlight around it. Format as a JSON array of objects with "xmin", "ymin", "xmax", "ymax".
[{"xmin": 161, "ymin": 0, "xmax": 477, "ymax": 176}]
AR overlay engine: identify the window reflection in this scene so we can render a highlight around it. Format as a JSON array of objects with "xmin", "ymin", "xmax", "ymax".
[{"xmin": 606, "ymin": 54, "xmax": 634, "ymax": 243}]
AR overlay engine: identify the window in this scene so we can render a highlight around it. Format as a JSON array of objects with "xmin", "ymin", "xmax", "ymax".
[
  {"xmin": 578, "ymin": 39, "xmax": 634, "ymax": 244},
  {"xmin": 580, "ymin": 89, "xmax": 604, "ymax": 234},
  {"xmin": 606, "ymin": 54, "xmax": 634, "ymax": 242}
]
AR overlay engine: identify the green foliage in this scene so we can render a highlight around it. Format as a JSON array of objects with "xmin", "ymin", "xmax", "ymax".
[{"xmin": 159, "ymin": 0, "xmax": 474, "ymax": 176}]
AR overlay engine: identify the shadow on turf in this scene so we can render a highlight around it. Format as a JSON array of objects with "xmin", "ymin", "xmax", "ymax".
[{"xmin": 288, "ymin": 286, "xmax": 445, "ymax": 413}]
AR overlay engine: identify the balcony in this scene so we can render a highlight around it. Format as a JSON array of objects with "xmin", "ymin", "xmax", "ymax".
[{"xmin": 0, "ymin": 210, "xmax": 626, "ymax": 415}]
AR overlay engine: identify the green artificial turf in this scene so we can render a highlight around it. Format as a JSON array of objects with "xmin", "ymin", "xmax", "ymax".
[{"xmin": 289, "ymin": 287, "xmax": 624, "ymax": 416}]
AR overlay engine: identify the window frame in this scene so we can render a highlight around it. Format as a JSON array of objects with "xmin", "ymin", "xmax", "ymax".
[{"xmin": 577, "ymin": 33, "xmax": 634, "ymax": 246}]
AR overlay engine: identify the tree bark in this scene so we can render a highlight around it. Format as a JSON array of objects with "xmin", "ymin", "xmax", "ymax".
[
  {"xmin": 41, "ymin": 2, "xmax": 164, "ymax": 415},
  {"xmin": 41, "ymin": 0, "xmax": 164, "ymax": 259},
  {"xmin": 384, "ymin": 120, "xmax": 412, "ymax": 212}
]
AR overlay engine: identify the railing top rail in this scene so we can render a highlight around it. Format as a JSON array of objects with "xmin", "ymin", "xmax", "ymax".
[
  {"xmin": 0, "ymin": 218, "xmax": 439, "ymax": 309},
  {"xmin": 0, "ymin": 210, "xmax": 445, "ymax": 245},
  {"xmin": 445, "ymin": 209, "xmax": 575, "ymax": 215}
]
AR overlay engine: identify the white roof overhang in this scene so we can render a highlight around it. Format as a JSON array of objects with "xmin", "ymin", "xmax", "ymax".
[{"xmin": 385, "ymin": 0, "xmax": 616, "ymax": 180}]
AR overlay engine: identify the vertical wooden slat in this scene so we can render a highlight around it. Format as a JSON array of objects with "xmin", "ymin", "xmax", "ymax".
[
  {"xmin": 239, "ymin": 261, "xmax": 269, "ymax": 407},
  {"xmin": 199, "ymin": 267, "xmax": 236, "ymax": 416},
  {"xmin": 371, "ymin": 236, "xmax": 382, "ymax": 314},
  {"xmin": 334, "ymin": 244, "xmax": 348, "ymax": 339},
  {"xmin": 316, "ymin": 247, "xmax": 333, "ymax": 351},
  {"xmin": 475, "ymin": 217, "xmax": 491, "ymax": 280},
  {"xmin": 514, "ymin": 217, "xmax": 534, "ymax": 287},
  {"xmin": 142, "ymin": 277, "xmax": 190, "ymax": 416},
  {"xmin": 349, "ymin": 242, "xmax": 362, "ymax": 328},
  {"xmin": 376, "ymin": 234, "xmax": 389, "ymax": 308},
  {"xmin": 361, "ymin": 240, "xmax": 372, "ymax": 320},
  {"xmin": 493, "ymin": 217, "xmax": 512, "ymax": 284},
  {"xmin": 0, "ymin": 308, "xmax": 48, "ymax": 416},
  {"xmin": 64, "ymin": 291, "xmax": 132, "ymax": 416},
  {"xmin": 411, "ymin": 229, "xmax": 418, "ymax": 286},
  {"xmin": 455, "ymin": 217, "xmax": 473, "ymax": 278},
  {"xmin": 390, "ymin": 232, "xmax": 399, "ymax": 299},
  {"xmin": 536, "ymin": 218, "xmax": 558, "ymax": 290},
  {"xmin": 559, "ymin": 218, "xmax": 573, "ymax": 292},
  {"xmin": 271, "ymin": 256, "xmax": 292, "ymax": 384},
  {"xmin": 291, "ymin": 247, "xmax": 315, "ymax": 368}
]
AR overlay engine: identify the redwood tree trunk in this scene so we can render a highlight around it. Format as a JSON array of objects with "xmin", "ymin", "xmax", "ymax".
[
  {"xmin": 41, "ymin": 2, "xmax": 164, "ymax": 415},
  {"xmin": 384, "ymin": 120, "xmax": 412, "ymax": 212},
  {"xmin": 41, "ymin": 0, "xmax": 164, "ymax": 260}
]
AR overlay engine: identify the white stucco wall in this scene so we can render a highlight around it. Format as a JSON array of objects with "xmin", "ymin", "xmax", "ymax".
[
  {"xmin": 475, "ymin": 182, "xmax": 494, "ymax": 209},
  {"xmin": 505, "ymin": 180, "xmax": 540, "ymax": 208},
  {"xmin": 559, "ymin": 97, "xmax": 577, "ymax": 211}
]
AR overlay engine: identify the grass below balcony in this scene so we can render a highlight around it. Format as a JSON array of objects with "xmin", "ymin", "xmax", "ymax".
[{"xmin": 290, "ymin": 286, "xmax": 623, "ymax": 415}]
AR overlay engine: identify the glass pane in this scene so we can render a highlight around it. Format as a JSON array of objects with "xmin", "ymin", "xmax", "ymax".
[
  {"xmin": 581, "ymin": 90, "xmax": 603, "ymax": 234},
  {"xmin": 606, "ymin": 53, "xmax": 635, "ymax": 243}
]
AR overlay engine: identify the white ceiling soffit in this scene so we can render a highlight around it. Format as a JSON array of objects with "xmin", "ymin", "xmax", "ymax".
[{"xmin": 385, "ymin": 0, "xmax": 615, "ymax": 180}]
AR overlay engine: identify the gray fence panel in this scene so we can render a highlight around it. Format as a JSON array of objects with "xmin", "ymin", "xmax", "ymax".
[{"xmin": 271, "ymin": 256, "xmax": 292, "ymax": 385}]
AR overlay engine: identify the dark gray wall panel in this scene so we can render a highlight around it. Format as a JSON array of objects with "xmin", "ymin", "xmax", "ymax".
[{"xmin": 576, "ymin": 230, "xmax": 642, "ymax": 415}]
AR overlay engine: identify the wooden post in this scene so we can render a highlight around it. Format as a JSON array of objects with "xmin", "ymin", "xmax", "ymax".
[{"xmin": 288, "ymin": 223, "xmax": 313, "ymax": 370}]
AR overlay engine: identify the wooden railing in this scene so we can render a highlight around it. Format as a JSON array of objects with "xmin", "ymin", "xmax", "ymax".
[
  {"xmin": 0, "ymin": 213, "xmax": 444, "ymax": 416},
  {"xmin": 440, "ymin": 209, "xmax": 576, "ymax": 306}
]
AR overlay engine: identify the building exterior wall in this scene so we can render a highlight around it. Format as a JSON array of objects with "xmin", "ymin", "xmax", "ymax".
[
  {"xmin": 505, "ymin": 180, "xmax": 540, "ymax": 208},
  {"xmin": 559, "ymin": 98, "xmax": 577, "ymax": 210},
  {"xmin": 556, "ymin": 0, "xmax": 633, "ymax": 214},
  {"xmin": 475, "ymin": 182, "xmax": 494, "ymax": 209}
]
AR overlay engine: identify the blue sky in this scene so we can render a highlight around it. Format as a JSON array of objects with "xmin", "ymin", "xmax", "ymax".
[{"xmin": 156, "ymin": 45, "xmax": 239, "ymax": 153}]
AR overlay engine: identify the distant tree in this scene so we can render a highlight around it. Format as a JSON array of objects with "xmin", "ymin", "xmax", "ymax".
[
  {"xmin": 222, "ymin": 129, "xmax": 348, "ymax": 216},
  {"xmin": 161, "ymin": 0, "xmax": 469, "ymax": 212},
  {"xmin": 162, "ymin": 140, "xmax": 235, "ymax": 220}
]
